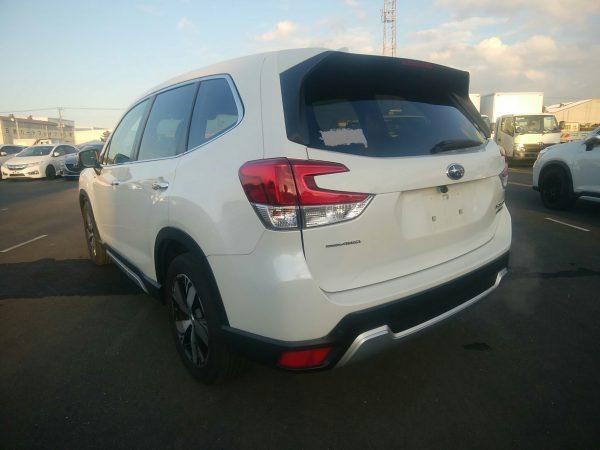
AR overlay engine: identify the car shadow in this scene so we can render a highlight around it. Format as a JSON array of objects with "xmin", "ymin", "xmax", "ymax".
[{"xmin": 0, "ymin": 258, "xmax": 143, "ymax": 300}]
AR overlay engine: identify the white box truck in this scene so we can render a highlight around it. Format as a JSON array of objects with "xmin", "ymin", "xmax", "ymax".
[
  {"xmin": 469, "ymin": 93, "xmax": 481, "ymax": 112},
  {"xmin": 480, "ymin": 92, "xmax": 544, "ymax": 123}
]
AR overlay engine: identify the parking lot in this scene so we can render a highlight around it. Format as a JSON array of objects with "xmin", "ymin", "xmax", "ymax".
[{"xmin": 1, "ymin": 168, "xmax": 599, "ymax": 449}]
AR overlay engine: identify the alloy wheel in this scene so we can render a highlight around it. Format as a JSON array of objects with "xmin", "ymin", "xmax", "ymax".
[
  {"xmin": 171, "ymin": 273, "xmax": 209, "ymax": 367},
  {"xmin": 84, "ymin": 207, "xmax": 97, "ymax": 257}
]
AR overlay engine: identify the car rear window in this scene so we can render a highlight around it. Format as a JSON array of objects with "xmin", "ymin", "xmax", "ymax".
[{"xmin": 280, "ymin": 52, "xmax": 487, "ymax": 157}]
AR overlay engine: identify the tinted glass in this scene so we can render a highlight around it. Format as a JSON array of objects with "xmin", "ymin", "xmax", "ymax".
[
  {"xmin": 17, "ymin": 146, "xmax": 53, "ymax": 157},
  {"xmin": 138, "ymin": 83, "xmax": 197, "ymax": 161},
  {"xmin": 501, "ymin": 117, "xmax": 514, "ymax": 135},
  {"xmin": 2, "ymin": 146, "xmax": 23, "ymax": 155},
  {"xmin": 53, "ymin": 146, "xmax": 66, "ymax": 156},
  {"xmin": 514, "ymin": 115, "xmax": 559, "ymax": 134},
  {"xmin": 105, "ymin": 100, "xmax": 150, "ymax": 165},
  {"xmin": 306, "ymin": 94, "xmax": 484, "ymax": 157},
  {"xmin": 187, "ymin": 78, "xmax": 239, "ymax": 150}
]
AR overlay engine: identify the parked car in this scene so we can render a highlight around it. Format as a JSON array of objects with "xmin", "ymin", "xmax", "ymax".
[
  {"xmin": 62, "ymin": 142, "xmax": 104, "ymax": 180},
  {"xmin": 1, "ymin": 144, "xmax": 78, "ymax": 179},
  {"xmin": 0, "ymin": 144, "xmax": 27, "ymax": 180},
  {"xmin": 77, "ymin": 49, "xmax": 511, "ymax": 383},
  {"xmin": 533, "ymin": 126, "xmax": 600, "ymax": 209},
  {"xmin": 494, "ymin": 114, "xmax": 561, "ymax": 162}
]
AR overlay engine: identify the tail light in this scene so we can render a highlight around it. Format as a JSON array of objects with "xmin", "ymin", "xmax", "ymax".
[{"xmin": 239, "ymin": 158, "xmax": 373, "ymax": 230}]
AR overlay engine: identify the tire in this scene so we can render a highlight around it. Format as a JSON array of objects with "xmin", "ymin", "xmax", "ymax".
[
  {"xmin": 45, "ymin": 164, "xmax": 56, "ymax": 179},
  {"xmin": 166, "ymin": 253, "xmax": 245, "ymax": 384},
  {"xmin": 82, "ymin": 200, "xmax": 110, "ymax": 265},
  {"xmin": 540, "ymin": 167, "xmax": 576, "ymax": 210}
]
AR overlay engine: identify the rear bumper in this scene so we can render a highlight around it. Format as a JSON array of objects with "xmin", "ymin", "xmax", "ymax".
[{"xmin": 222, "ymin": 252, "xmax": 509, "ymax": 371}]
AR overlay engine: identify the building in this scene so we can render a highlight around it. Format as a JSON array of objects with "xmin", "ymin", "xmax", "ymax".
[
  {"xmin": 0, "ymin": 115, "xmax": 75, "ymax": 145},
  {"xmin": 75, "ymin": 126, "xmax": 111, "ymax": 145},
  {"xmin": 544, "ymin": 99, "xmax": 600, "ymax": 128}
]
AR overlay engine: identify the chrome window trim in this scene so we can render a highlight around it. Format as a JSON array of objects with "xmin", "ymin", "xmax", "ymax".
[{"xmin": 100, "ymin": 74, "xmax": 244, "ymax": 168}]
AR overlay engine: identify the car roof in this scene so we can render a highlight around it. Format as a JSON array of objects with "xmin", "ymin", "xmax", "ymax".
[{"xmin": 130, "ymin": 48, "xmax": 329, "ymax": 108}]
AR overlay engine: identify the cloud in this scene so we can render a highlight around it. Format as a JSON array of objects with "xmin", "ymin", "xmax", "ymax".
[
  {"xmin": 344, "ymin": 0, "xmax": 367, "ymax": 20},
  {"xmin": 256, "ymin": 20, "xmax": 299, "ymax": 42},
  {"xmin": 176, "ymin": 17, "xmax": 198, "ymax": 35},
  {"xmin": 254, "ymin": 19, "xmax": 374, "ymax": 54},
  {"xmin": 135, "ymin": 3, "xmax": 161, "ymax": 16},
  {"xmin": 436, "ymin": 0, "xmax": 600, "ymax": 21}
]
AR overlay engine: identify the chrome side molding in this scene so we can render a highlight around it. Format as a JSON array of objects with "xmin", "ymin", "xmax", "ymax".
[{"xmin": 105, "ymin": 249, "xmax": 149, "ymax": 294}]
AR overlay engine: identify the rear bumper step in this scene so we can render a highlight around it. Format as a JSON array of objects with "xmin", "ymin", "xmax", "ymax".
[
  {"xmin": 222, "ymin": 252, "xmax": 510, "ymax": 371},
  {"xmin": 336, "ymin": 266, "xmax": 507, "ymax": 367}
]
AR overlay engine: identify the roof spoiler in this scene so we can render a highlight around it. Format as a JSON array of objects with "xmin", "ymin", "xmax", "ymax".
[{"xmin": 280, "ymin": 51, "xmax": 490, "ymax": 142}]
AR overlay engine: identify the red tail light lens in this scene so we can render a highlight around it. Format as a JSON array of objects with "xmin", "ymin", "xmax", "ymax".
[
  {"xmin": 238, "ymin": 159, "xmax": 297, "ymax": 206},
  {"xmin": 278, "ymin": 347, "xmax": 332, "ymax": 369},
  {"xmin": 289, "ymin": 159, "xmax": 370, "ymax": 205},
  {"xmin": 239, "ymin": 158, "xmax": 373, "ymax": 230}
]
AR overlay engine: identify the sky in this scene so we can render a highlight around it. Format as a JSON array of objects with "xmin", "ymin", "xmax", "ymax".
[{"xmin": 0, "ymin": 0, "xmax": 598, "ymax": 128}]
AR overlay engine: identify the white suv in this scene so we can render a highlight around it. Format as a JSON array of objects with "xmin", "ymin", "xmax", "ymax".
[
  {"xmin": 533, "ymin": 127, "xmax": 600, "ymax": 209},
  {"xmin": 78, "ymin": 49, "xmax": 511, "ymax": 383}
]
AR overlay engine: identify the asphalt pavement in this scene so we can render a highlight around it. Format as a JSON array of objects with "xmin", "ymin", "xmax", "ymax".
[{"xmin": 1, "ymin": 169, "xmax": 599, "ymax": 449}]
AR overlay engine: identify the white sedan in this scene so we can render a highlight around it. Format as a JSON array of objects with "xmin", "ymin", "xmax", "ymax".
[
  {"xmin": 533, "ymin": 127, "xmax": 600, "ymax": 209},
  {"xmin": 1, "ymin": 144, "xmax": 78, "ymax": 180}
]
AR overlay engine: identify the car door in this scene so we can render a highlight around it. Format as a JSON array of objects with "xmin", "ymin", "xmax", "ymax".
[
  {"xmin": 495, "ymin": 117, "xmax": 514, "ymax": 156},
  {"xmin": 92, "ymin": 99, "xmax": 152, "ymax": 252},
  {"xmin": 113, "ymin": 81, "xmax": 198, "ymax": 279},
  {"xmin": 573, "ymin": 129, "xmax": 600, "ymax": 194},
  {"xmin": 52, "ymin": 145, "xmax": 68, "ymax": 171}
]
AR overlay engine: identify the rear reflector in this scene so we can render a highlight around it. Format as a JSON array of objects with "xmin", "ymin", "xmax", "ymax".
[
  {"xmin": 239, "ymin": 158, "xmax": 373, "ymax": 230},
  {"xmin": 278, "ymin": 347, "xmax": 333, "ymax": 369}
]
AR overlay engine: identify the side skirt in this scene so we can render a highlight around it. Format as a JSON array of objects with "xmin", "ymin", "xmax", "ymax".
[{"xmin": 104, "ymin": 246, "xmax": 162, "ymax": 300}]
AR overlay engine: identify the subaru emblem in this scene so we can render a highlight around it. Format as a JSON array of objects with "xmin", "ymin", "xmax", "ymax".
[{"xmin": 446, "ymin": 163, "xmax": 465, "ymax": 180}]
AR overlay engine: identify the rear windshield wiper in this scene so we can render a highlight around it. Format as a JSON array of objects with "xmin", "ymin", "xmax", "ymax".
[{"xmin": 429, "ymin": 139, "xmax": 483, "ymax": 154}]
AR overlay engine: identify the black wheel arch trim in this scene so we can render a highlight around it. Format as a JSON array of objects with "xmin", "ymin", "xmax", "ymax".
[{"xmin": 154, "ymin": 227, "xmax": 229, "ymax": 325}]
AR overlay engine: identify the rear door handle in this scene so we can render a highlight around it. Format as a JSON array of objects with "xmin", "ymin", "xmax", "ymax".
[{"xmin": 151, "ymin": 181, "xmax": 169, "ymax": 191}]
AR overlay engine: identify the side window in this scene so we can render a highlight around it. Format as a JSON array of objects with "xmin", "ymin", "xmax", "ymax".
[
  {"xmin": 137, "ymin": 83, "xmax": 197, "ymax": 161},
  {"xmin": 104, "ymin": 100, "xmax": 150, "ymax": 165},
  {"xmin": 500, "ymin": 117, "xmax": 514, "ymax": 136},
  {"xmin": 54, "ymin": 146, "xmax": 67, "ymax": 156},
  {"xmin": 67, "ymin": 146, "xmax": 78, "ymax": 154},
  {"xmin": 187, "ymin": 78, "xmax": 239, "ymax": 150}
]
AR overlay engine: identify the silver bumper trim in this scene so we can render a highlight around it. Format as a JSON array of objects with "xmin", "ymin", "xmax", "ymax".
[{"xmin": 336, "ymin": 268, "xmax": 508, "ymax": 367}]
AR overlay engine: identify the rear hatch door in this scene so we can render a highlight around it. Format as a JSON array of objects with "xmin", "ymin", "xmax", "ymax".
[{"xmin": 280, "ymin": 52, "xmax": 505, "ymax": 293}]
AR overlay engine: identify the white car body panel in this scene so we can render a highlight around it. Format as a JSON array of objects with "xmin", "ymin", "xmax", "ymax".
[
  {"xmin": 533, "ymin": 129, "xmax": 600, "ymax": 195},
  {"xmin": 80, "ymin": 48, "xmax": 512, "ymax": 345}
]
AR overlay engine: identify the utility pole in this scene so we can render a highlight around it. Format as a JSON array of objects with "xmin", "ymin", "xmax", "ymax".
[
  {"xmin": 57, "ymin": 106, "xmax": 64, "ymax": 142},
  {"xmin": 381, "ymin": 0, "xmax": 397, "ymax": 57}
]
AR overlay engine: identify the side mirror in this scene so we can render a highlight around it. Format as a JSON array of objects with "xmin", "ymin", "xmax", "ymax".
[
  {"xmin": 584, "ymin": 135, "xmax": 600, "ymax": 151},
  {"xmin": 0, "ymin": 151, "xmax": 6, "ymax": 156},
  {"xmin": 78, "ymin": 148, "xmax": 101, "ymax": 170},
  {"xmin": 52, "ymin": 151, "xmax": 60, "ymax": 157},
  {"xmin": 514, "ymin": 126, "xmax": 523, "ymax": 134}
]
